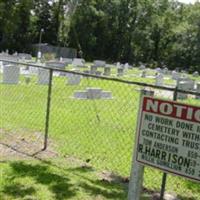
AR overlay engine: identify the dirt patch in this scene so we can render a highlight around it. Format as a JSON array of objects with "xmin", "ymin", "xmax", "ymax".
[
  {"xmin": 0, "ymin": 128, "xmax": 58, "ymax": 161},
  {"xmin": 98, "ymin": 170, "xmax": 129, "ymax": 185}
]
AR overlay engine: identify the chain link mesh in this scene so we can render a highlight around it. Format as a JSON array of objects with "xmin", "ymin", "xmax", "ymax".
[{"xmin": 0, "ymin": 60, "xmax": 199, "ymax": 199}]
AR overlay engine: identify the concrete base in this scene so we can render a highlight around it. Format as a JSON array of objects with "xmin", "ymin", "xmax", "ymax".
[{"xmin": 73, "ymin": 87, "xmax": 112, "ymax": 100}]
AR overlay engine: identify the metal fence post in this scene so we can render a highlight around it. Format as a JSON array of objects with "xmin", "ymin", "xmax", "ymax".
[
  {"xmin": 43, "ymin": 68, "xmax": 53, "ymax": 150},
  {"xmin": 128, "ymin": 89, "xmax": 154, "ymax": 200},
  {"xmin": 160, "ymin": 86, "xmax": 178, "ymax": 200}
]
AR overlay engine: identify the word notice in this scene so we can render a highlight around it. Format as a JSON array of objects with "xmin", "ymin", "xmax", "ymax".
[{"xmin": 136, "ymin": 96, "xmax": 200, "ymax": 182}]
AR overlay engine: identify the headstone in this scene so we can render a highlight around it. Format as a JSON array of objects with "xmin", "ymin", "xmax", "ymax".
[
  {"xmin": 172, "ymin": 71, "xmax": 180, "ymax": 80},
  {"xmin": 86, "ymin": 88, "xmax": 102, "ymax": 99},
  {"xmin": 37, "ymin": 68, "xmax": 50, "ymax": 85},
  {"xmin": 18, "ymin": 53, "xmax": 32, "ymax": 60},
  {"xmin": 37, "ymin": 51, "xmax": 42, "ymax": 60},
  {"xmin": 3, "ymin": 64, "xmax": 20, "ymax": 84},
  {"xmin": 46, "ymin": 61, "xmax": 66, "ymax": 69},
  {"xmin": 74, "ymin": 91, "xmax": 87, "ymax": 99},
  {"xmin": 156, "ymin": 67, "xmax": 162, "ymax": 73},
  {"xmin": 124, "ymin": 63, "xmax": 130, "ymax": 70},
  {"xmin": 72, "ymin": 58, "xmax": 85, "ymax": 68},
  {"xmin": 177, "ymin": 79, "xmax": 195, "ymax": 99},
  {"xmin": 90, "ymin": 65, "xmax": 97, "ymax": 74},
  {"xmin": 196, "ymin": 83, "xmax": 200, "ymax": 99},
  {"xmin": 101, "ymin": 91, "xmax": 112, "ymax": 99},
  {"xmin": 59, "ymin": 58, "xmax": 73, "ymax": 65},
  {"xmin": 73, "ymin": 88, "xmax": 112, "ymax": 99},
  {"xmin": 116, "ymin": 62, "xmax": 121, "ymax": 68},
  {"xmin": 94, "ymin": 60, "xmax": 106, "ymax": 68},
  {"xmin": 67, "ymin": 73, "xmax": 81, "ymax": 85},
  {"xmin": 177, "ymin": 81, "xmax": 189, "ymax": 99},
  {"xmin": 155, "ymin": 73, "xmax": 164, "ymax": 86},
  {"xmin": 103, "ymin": 66, "xmax": 111, "ymax": 76},
  {"xmin": 193, "ymin": 71, "xmax": 199, "ymax": 77},
  {"xmin": 177, "ymin": 78, "xmax": 194, "ymax": 90},
  {"xmin": 117, "ymin": 68, "xmax": 124, "ymax": 77},
  {"xmin": 163, "ymin": 67, "xmax": 168, "ymax": 75}
]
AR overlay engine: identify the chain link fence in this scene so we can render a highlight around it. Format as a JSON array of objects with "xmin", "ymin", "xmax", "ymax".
[{"xmin": 0, "ymin": 60, "xmax": 200, "ymax": 199}]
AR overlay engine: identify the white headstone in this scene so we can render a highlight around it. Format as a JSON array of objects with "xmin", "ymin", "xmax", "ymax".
[
  {"xmin": 72, "ymin": 58, "xmax": 85, "ymax": 67},
  {"xmin": 37, "ymin": 51, "xmax": 42, "ymax": 59},
  {"xmin": 3, "ymin": 64, "xmax": 20, "ymax": 84},
  {"xmin": 94, "ymin": 60, "xmax": 106, "ymax": 67},
  {"xmin": 172, "ymin": 71, "xmax": 180, "ymax": 80}
]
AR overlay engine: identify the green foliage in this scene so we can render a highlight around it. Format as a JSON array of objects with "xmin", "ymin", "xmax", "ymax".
[{"xmin": 0, "ymin": 0, "xmax": 199, "ymax": 71}]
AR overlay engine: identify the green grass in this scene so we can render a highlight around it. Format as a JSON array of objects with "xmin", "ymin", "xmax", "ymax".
[
  {"xmin": 0, "ymin": 68, "xmax": 200, "ymax": 200},
  {"xmin": 0, "ymin": 160, "xmax": 128, "ymax": 200}
]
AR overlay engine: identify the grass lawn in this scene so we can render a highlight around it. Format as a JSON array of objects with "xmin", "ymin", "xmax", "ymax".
[{"xmin": 0, "ymin": 67, "xmax": 200, "ymax": 199}]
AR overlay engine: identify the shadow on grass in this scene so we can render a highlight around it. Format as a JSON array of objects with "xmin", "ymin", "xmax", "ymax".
[
  {"xmin": 3, "ymin": 184, "xmax": 36, "ymax": 198},
  {"xmin": 3, "ymin": 162, "xmax": 75, "ymax": 200},
  {"xmin": 2, "ymin": 161, "xmax": 127, "ymax": 200}
]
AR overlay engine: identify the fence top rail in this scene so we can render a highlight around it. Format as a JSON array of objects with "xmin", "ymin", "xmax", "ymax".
[{"xmin": 1, "ymin": 59, "xmax": 200, "ymax": 96}]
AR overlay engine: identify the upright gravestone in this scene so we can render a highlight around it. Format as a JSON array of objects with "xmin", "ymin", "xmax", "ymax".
[
  {"xmin": 155, "ymin": 73, "xmax": 164, "ymax": 86},
  {"xmin": 103, "ymin": 66, "xmax": 111, "ymax": 76},
  {"xmin": 3, "ymin": 64, "xmax": 20, "ymax": 84},
  {"xmin": 67, "ymin": 73, "xmax": 82, "ymax": 85},
  {"xmin": 163, "ymin": 67, "xmax": 168, "ymax": 75},
  {"xmin": 90, "ymin": 65, "xmax": 97, "ymax": 74},
  {"xmin": 156, "ymin": 67, "xmax": 162, "ymax": 74},
  {"xmin": 172, "ymin": 70, "xmax": 180, "ymax": 80},
  {"xmin": 94, "ymin": 60, "xmax": 106, "ymax": 68},
  {"xmin": 18, "ymin": 53, "xmax": 32, "ymax": 60},
  {"xmin": 37, "ymin": 68, "xmax": 50, "ymax": 85},
  {"xmin": 72, "ymin": 58, "xmax": 85, "ymax": 68},
  {"xmin": 196, "ymin": 83, "xmax": 200, "ymax": 99},
  {"xmin": 124, "ymin": 63, "xmax": 130, "ymax": 70},
  {"xmin": 177, "ymin": 80, "xmax": 195, "ymax": 99}
]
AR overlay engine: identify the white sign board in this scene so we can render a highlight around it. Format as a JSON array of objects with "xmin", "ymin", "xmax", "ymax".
[{"xmin": 136, "ymin": 96, "xmax": 200, "ymax": 182}]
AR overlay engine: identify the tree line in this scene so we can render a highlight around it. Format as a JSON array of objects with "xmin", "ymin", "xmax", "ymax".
[{"xmin": 0, "ymin": 0, "xmax": 199, "ymax": 72}]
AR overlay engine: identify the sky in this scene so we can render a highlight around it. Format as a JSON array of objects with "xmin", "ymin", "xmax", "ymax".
[{"xmin": 178, "ymin": 0, "xmax": 198, "ymax": 4}]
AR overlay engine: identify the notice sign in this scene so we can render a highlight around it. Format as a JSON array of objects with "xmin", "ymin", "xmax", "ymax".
[{"xmin": 136, "ymin": 96, "xmax": 200, "ymax": 182}]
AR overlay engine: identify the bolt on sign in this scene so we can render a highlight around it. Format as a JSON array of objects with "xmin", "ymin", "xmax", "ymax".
[{"xmin": 136, "ymin": 96, "xmax": 200, "ymax": 182}]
